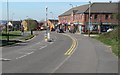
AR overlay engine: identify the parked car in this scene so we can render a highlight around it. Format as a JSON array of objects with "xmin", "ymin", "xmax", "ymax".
[
  {"xmin": 56, "ymin": 28, "xmax": 64, "ymax": 33},
  {"xmin": 107, "ymin": 28, "xmax": 113, "ymax": 32}
]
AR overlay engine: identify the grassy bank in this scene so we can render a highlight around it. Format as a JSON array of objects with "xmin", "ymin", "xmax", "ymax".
[
  {"xmin": 93, "ymin": 28, "xmax": 120, "ymax": 57},
  {"xmin": 0, "ymin": 31, "xmax": 35, "ymax": 46},
  {"xmin": 0, "ymin": 31, "xmax": 21, "ymax": 39}
]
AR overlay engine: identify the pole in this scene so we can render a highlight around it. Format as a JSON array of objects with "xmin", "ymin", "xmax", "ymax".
[
  {"xmin": 50, "ymin": 12, "xmax": 55, "ymax": 30},
  {"xmin": 46, "ymin": 7, "xmax": 50, "ymax": 40},
  {"xmin": 44, "ymin": 6, "xmax": 48, "ymax": 41},
  {"xmin": 12, "ymin": 13, "xmax": 14, "ymax": 30},
  {"xmin": 69, "ymin": 4, "xmax": 73, "ymax": 8},
  {"xmin": 69, "ymin": 4, "xmax": 74, "ymax": 23},
  {"xmin": 26, "ymin": 16, "xmax": 31, "ymax": 34},
  {"xmin": 50, "ymin": 12, "xmax": 53, "ymax": 19},
  {"xmin": 45, "ymin": 6, "xmax": 48, "ymax": 33},
  {"xmin": 88, "ymin": 1, "xmax": 91, "ymax": 37},
  {"xmin": 7, "ymin": 0, "xmax": 9, "ymax": 42}
]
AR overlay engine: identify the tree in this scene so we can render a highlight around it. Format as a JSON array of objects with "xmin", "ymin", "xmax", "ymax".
[
  {"xmin": 29, "ymin": 20, "xmax": 38, "ymax": 35},
  {"xmin": 25, "ymin": 19, "xmax": 38, "ymax": 35}
]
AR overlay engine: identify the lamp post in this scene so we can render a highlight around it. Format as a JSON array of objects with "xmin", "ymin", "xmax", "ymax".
[
  {"xmin": 50, "ymin": 12, "xmax": 53, "ymax": 19},
  {"xmin": 69, "ymin": 4, "xmax": 74, "ymax": 23},
  {"xmin": 12, "ymin": 13, "xmax": 14, "ymax": 30},
  {"xmin": 6, "ymin": 0, "xmax": 9, "ymax": 42},
  {"xmin": 69, "ymin": 4, "xmax": 73, "ymax": 8},
  {"xmin": 12, "ymin": 13, "xmax": 14, "ymax": 23},
  {"xmin": 50, "ymin": 12, "xmax": 55, "ymax": 29},
  {"xmin": 45, "ymin": 6, "xmax": 48, "ymax": 33},
  {"xmin": 88, "ymin": 1, "xmax": 91, "ymax": 37},
  {"xmin": 26, "ymin": 16, "xmax": 29, "ymax": 30},
  {"xmin": 45, "ymin": 6, "xmax": 50, "ymax": 41}
]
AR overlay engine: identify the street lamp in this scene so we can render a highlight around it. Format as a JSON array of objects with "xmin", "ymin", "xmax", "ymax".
[
  {"xmin": 12, "ymin": 13, "xmax": 14, "ymax": 30},
  {"xmin": 88, "ymin": 1, "xmax": 91, "ymax": 37},
  {"xmin": 6, "ymin": 0, "xmax": 9, "ymax": 42},
  {"xmin": 26, "ymin": 16, "xmax": 29, "ymax": 30},
  {"xmin": 50, "ymin": 12, "xmax": 55, "ymax": 27},
  {"xmin": 69, "ymin": 4, "xmax": 73, "ymax": 8},
  {"xmin": 12, "ymin": 13, "xmax": 14, "ymax": 23},
  {"xmin": 26, "ymin": 16, "xmax": 33, "ymax": 35},
  {"xmin": 69, "ymin": 4, "xmax": 74, "ymax": 23},
  {"xmin": 50, "ymin": 12, "xmax": 53, "ymax": 19},
  {"xmin": 44, "ymin": 6, "xmax": 50, "ymax": 41},
  {"xmin": 45, "ymin": 6, "xmax": 48, "ymax": 33}
]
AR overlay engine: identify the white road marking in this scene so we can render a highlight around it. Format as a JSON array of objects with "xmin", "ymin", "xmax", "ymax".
[
  {"xmin": 36, "ymin": 40, "xmax": 45, "ymax": 45},
  {"xmin": 51, "ymin": 54, "xmax": 71, "ymax": 73},
  {"xmin": 26, "ymin": 51, "xmax": 34, "ymax": 55},
  {"xmin": 49, "ymin": 42, "xmax": 54, "ymax": 44},
  {"xmin": 3, "ymin": 33, "xmax": 56, "ymax": 60},
  {"xmin": 16, "ymin": 51, "xmax": 34, "ymax": 59},
  {"xmin": 0, "ymin": 58, "xmax": 11, "ymax": 61},
  {"xmin": 16, "ymin": 55, "xmax": 27, "ymax": 59},
  {"xmin": 39, "ymin": 45, "xmax": 47, "ymax": 50}
]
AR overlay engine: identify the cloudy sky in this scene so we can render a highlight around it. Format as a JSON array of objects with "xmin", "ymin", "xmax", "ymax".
[{"xmin": 0, "ymin": 0, "xmax": 119, "ymax": 21}]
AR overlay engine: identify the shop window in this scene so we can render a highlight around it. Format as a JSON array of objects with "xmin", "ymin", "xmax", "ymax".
[
  {"xmin": 105, "ymin": 14, "xmax": 109, "ymax": 20},
  {"xmin": 110, "ymin": 14, "xmax": 113, "ymax": 19},
  {"xmin": 94, "ymin": 14, "xmax": 97, "ymax": 20},
  {"xmin": 79, "ymin": 15, "xmax": 82, "ymax": 19}
]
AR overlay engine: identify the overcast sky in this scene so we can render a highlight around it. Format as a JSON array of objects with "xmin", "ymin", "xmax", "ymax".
[{"xmin": 0, "ymin": 0, "xmax": 119, "ymax": 21}]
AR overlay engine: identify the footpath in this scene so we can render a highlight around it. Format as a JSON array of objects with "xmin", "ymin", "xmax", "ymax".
[{"xmin": 55, "ymin": 33, "xmax": 118, "ymax": 73}]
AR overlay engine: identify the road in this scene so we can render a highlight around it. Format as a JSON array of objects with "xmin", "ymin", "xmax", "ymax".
[
  {"xmin": 1, "ymin": 31, "xmax": 118, "ymax": 74},
  {"xmin": 2, "ymin": 31, "xmax": 73, "ymax": 73}
]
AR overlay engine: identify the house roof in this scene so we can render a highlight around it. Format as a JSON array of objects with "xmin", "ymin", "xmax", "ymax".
[
  {"xmin": 85, "ymin": 2, "xmax": 118, "ymax": 13},
  {"xmin": 48, "ymin": 19, "xmax": 59, "ymax": 22},
  {"xmin": 0, "ymin": 20, "xmax": 7, "ymax": 25},
  {"xmin": 7, "ymin": 22, "xmax": 13, "ymax": 26},
  {"xmin": 24, "ymin": 20, "xmax": 38, "ymax": 24},
  {"xmin": 59, "ymin": 2, "xmax": 118, "ymax": 17},
  {"xmin": 10, "ymin": 21, "xmax": 21, "ymax": 25}
]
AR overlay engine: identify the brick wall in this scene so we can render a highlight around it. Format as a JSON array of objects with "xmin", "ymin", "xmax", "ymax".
[{"xmin": 59, "ymin": 13, "xmax": 118, "ymax": 25}]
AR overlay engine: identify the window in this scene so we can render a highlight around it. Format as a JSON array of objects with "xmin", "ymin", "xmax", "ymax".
[
  {"xmin": 79, "ymin": 14, "xmax": 82, "ymax": 19},
  {"xmin": 105, "ymin": 14, "xmax": 109, "ymax": 20},
  {"xmin": 94, "ymin": 14, "xmax": 97, "ymax": 20},
  {"xmin": 110, "ymin": 14, "xmax": 113, "ymax": 19}
]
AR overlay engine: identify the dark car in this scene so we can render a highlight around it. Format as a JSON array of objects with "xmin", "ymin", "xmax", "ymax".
[{"xmin": 56, "ymin": 28, "xmax": 64, "ymax": 33}]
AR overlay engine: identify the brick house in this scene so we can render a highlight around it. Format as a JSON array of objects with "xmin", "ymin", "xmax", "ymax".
[
  {"xmin": 58, "ymin": 2, "xmax": 118, "ymax": 33},
  {"xmin": 10, "ymin": 21, "xmax": 21, "ymax": 31},
  {"xmin": 21, "ymin": 20, "xmax": 38, "ymax": 31},
  {"xmin": 47, "ymin": 19, "xmax": 58, "ymax": 31}
]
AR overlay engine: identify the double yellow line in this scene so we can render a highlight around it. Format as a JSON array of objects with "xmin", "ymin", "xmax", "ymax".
[{"xmin": 64, "ymin": 35, "xmax": 77, "ymax": 56}]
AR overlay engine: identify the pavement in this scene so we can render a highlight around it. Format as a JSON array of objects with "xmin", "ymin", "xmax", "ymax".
[{"xmin": 54, "ymin": 33, "xmax": 118, "ymax": 73}]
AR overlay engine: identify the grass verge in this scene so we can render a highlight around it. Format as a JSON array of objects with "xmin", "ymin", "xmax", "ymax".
[
  {"xmin": 0, "ymin": 31, "xmax": 21, "ymax": 39},
  {"xmin": 92, "ymin": 28, "xmax": 120, "ymax": 58}
]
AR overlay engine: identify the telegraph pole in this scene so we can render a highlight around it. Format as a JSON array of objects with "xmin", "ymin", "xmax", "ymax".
[
  {"xmin": 69, "ymin": 4, "xmax": 73, "ymax": 8},
  {"xmin": 45, "ymin": 6, "xmax": 48, "ymax": 34},
  {"xmin": 6, "ymin": 0, "xmax": 9, "ymax": 42},
  {"xmin": 45, "ymin": 6, "xmax": 50, "ymax": 41},
  {"xmin": 88, "ymin": 1, "xmax": 91, "ymax": 37},
  {"xmin": 50, "ymin": 11, "xmax": 55, "ymax": 29}
]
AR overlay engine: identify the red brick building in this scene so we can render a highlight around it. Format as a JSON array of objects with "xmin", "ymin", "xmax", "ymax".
[{"xmin": 58, "ymin": 2, "xmax": 118, "ymax": 33}]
